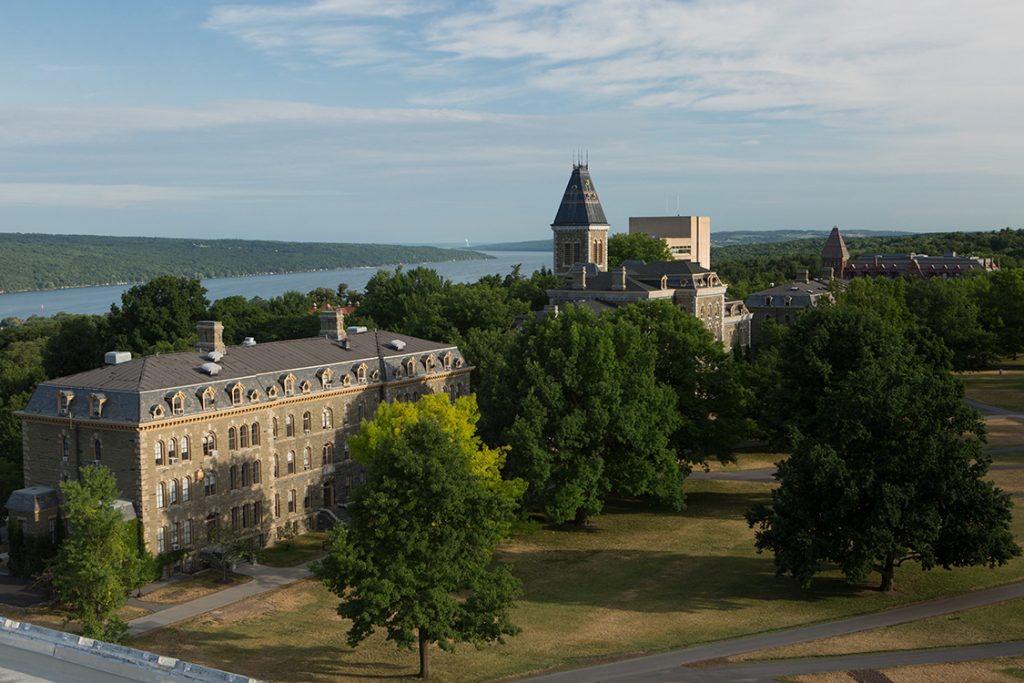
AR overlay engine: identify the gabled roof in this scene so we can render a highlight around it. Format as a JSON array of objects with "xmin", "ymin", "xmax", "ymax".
[{"xmin": 552, "ymin": 164, "xmax": 609, "ymax": 226}]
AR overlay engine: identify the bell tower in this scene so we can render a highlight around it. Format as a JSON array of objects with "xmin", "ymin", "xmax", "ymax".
[{"xmin": 551, "ymin": 163, "xmax": 610, "ymax": 275}]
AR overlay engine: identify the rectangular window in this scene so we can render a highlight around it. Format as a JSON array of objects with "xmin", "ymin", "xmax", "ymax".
[
  {"xmin": 253, "ymin": 501, "xmax": 262, "ymax": 525},
  {"xmin": 183, "ymin": 519, "xmax": 192, "ymax": 546},
  {"xmin": 303, "ymin": 486, "xmax": 312, "ymax": 510},
  {"xmin": 171, "ymin": 523, "xmax": 179, "ymax": 547},
  {"xmin": 231, "ymin": 506, "xmax": 240, "ymax": 531},
  {"xmin": 156, "ymin": 527, "xmax": 166, "ymax": 554},
  {"xmin": 242, "ymin": 504, "xmax": 251, "ymax": 529}
]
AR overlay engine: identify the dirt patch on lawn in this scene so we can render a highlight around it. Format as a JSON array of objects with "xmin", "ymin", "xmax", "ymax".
[{"xmin": 195, "ymin": 579, "xmax": 325, "ymax": 627}]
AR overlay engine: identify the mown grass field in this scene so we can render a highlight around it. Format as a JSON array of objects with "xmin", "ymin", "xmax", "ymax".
[
  {"xmin": 961, "ymin": 366, "xmax": 1024, "ymax": 413},
  {"xmin": 142, "ymin": 570, "xmax": 252, "ymax": 605},
  {"xmin": 132, "ymin": 479, "xmax": 1024, "ymax": 683},
  {"xmin": 785, "ymin": 656, "xmax": 1024, "ymax": 683},
  {"xmin": 257, "ymin": 531, "xmax": 327, "ymax": 567}
]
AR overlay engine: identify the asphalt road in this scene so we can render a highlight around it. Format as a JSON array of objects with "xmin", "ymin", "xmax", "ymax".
[{"xmin": 517, "ymin": 580, "xmax": 1024, "ymax": 683}]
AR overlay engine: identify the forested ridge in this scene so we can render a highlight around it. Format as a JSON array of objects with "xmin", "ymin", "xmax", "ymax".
[{"xmin": 0, "ymin": 233, "xmax": 490, "ymax": 292}]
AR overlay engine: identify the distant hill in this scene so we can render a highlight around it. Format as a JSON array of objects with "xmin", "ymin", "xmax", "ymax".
[
  {"xmin": 473, "ymin": 239, "xmax": 551, "ymax": 252},
  {"xmin": 0, "ymin": 233, "xmax": 490, "ymax": 293},
  {"xmin": 711, "ymin": 229, "xmax": 913, "ymax": 247}
]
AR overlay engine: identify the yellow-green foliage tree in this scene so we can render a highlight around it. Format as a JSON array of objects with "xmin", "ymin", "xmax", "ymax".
[{"xmin": 350, "ymin": 394, "xmax": 526, "ymax": 508}]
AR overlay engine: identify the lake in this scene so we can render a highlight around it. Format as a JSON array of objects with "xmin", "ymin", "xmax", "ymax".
[{"xmin": 0, "ymin": 250, "xmax": 551, "ymax": 320}]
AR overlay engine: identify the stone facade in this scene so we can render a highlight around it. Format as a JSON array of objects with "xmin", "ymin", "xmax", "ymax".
[
  {"xmin": 11, "ymin": 313, "xmax": 471, "ymax": 568},
  {"xmin": 551, "ymin": 164, "xmax": 609, "ymax": 275},
  {"xmin": 744, "ymin": 272, "xmax": 834, "ymax": 343}
]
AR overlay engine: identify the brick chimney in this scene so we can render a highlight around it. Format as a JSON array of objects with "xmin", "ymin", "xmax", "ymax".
[
  {"xmin": 319, "ymin": 308, "xmax": 346, "ymax": 340},
  {"xmin": 196, "ymin": 321, "xmax": 225, "ymax": 354}
]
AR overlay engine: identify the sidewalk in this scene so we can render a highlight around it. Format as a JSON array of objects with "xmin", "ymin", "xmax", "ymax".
[{"xmin": 126, "ymin": 561, "xmax": 315, "ymax": 636}]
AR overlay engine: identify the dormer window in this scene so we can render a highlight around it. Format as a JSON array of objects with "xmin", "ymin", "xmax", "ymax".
[
  {"xmin": 169, "ymin": 391, "xmax": 186, "ymax": 416},
  {"xmin": 88, "ymin": 394, "xmax": 107, "ymax": 418},
  {"xmin": 443, "ymin": 352, "xmax": 452, "ymax": 370},
  {"xmin": 764, "ymin": 295, "xmax": 773, "ymax": 306},
  {"xmin": 151, "ymin": 404, "xmax": 165, "ymax": 419},
  {"xmin": 201, "ymin": 386, "xmax": 216, "ymax": 411},
  {"xmin": 370, "ymin": 369, "xmax": 381, "ymax": 382},
  {"xmin": 57, "ymin": 390, "xmax": 74, "ymax": 416},
  {"xmin": 394, "ymin": 366, "xmax": 404, "ymax": 380},
  {"xmin": 356, "ymin": 364, "xmax": 368, "ymax": 384},
  {"xmin": 267, "ymin": 385, "xmax": 279, "ymax": 400},
  {"xmin": 248, "ymin": 389, "xmax": 261, "ymax": 402},
  {"xmin": 320, "ymin": 368, "xmax": 334, "ymax": 388},
  {"xmin": 342, "ymin": 374, "xmax": 352, "ymax": 388},
  {"xmin": 230, "ymin": 383, "xmax": 245, "ymax": 406},
  {"xmin": 282, "ymin": 374, "xmax": 296, "ymax": 396},
  {"xmin": 300, "ymin": 379, "xmax": 312, "ymax": 394},
  {"xmin": 454, "ymin": 358, "xmax": 464, "ymax": 369},
  {"xmin": 406, "ymin": 358, "xmax": 417, "ymax": 377},
  {"xmin": 425, "ymin": 354, "xmax": 437, "ymax": 372}
]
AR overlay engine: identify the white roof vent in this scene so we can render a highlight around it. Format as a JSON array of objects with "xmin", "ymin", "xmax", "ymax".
[
  {"xmin": 347, "ymin": 326, "xmax": 368, "ymax": 335},
  {"xmin": 242, "ymin": 337, "xmax": 256, "ymax": 347},
  {"xmin": 104, "ymin": 351, "xmax": 131, "ymax": 365},
  {"xmin": 206, "ymin": 351, "xmax": 224, "ymax": 362},
  {"xmin": 388, "ymin": 339, "xmax": 406, "ymax": 351},
  {"xmin": 199, "ymin": 362, "xmax": 222, "ymax": 376}
]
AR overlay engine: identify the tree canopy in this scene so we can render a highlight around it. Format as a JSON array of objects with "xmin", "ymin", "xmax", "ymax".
[
  {"xmin": 607, "ymin": 232, "xmax": 672, "ymax": 268},
  {"xmin": 313, "ymin": 417, "xmax": 521, "ymax": 679},
  {"xmin": 747, "ymin": 305, "xmax": 1020, "ymax": 591}
]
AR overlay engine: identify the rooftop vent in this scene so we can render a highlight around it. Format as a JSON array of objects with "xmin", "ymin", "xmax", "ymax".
[
  {"xmin": 388, "ymin": 339, "xmax": 406, "ymax": 351},
  {"xmin": 242, "ymin": 337, "xmax": 256, "ymax": 347},
  {"xmin": 104, "ymin": 351, "xmax": 131, "ymax": 366},
  {"xmin": 206, "ymin": 350, "xmax": 224, "ymax": 362},
  {"xmin": 347, "ymin": 326, "xmax": 368, "ymax": 335},
  {"xmin": 199, "ymin": 362, "xmax": 222, "ymax": 376}
]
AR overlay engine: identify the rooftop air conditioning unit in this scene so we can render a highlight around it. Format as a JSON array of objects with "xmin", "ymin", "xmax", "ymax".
[
  {"xmin": 347, "ymin": 326, "xmax": 368, "ymax": 335},
  {"xmin": 242, "ymin": 337, "xmax": 256, "ymax": 347},
  {"xmin": 206, "ymin": 351, "xmax": 224, "ymax": 362},
  {"xmin": 199, "ymin": 362, "xmax": 222, "ymax": 375},
  {"xmin": 388, "ymin": 339, "xmax": 406, "ymax": 351},
  {"xmin": 104, "ymin": 351, "xmax": 131, "ymax": 365}
]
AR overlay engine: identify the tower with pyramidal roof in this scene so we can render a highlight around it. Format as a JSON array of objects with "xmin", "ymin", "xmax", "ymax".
[
  {"xmin": 820, "ymin": 225, "xmax": 849, "ymax": 279},
  {"xmin": 551, "ymin": 163, "xmax": 609, "ymax": 275}
]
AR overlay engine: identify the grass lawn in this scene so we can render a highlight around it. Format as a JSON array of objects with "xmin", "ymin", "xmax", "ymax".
[
  {"xmin": 731, "ymin": 598, "xmax": 1024, "ymax": 662},
  {"xmin": 1, "ymin": 604, "xmax": 150, "ymax": 634},
  {"xmin": 961, "ymin": 369, "xmax": 1024, "ymax": 413},
  {"xmin": 705, "ymin": 450, "xmax": 786, "ymax": 472},
  {"xmin": 132, "ymin": 480, "xmax": 1024, "ymax": 683},
  {"xmin": 786, "ymin": 657, "xmax": 1024, "ymax": 683},
  {"xmin": 142, "ymin": 570, "xmax": 252, "ymax": 605},
  {"xmin": 985, "ymin": 417, "xmax": 1024, "ymax": 450},
  {"xmin": 257, "ymin": 531, "xmax": 327, "ymax": 567}
]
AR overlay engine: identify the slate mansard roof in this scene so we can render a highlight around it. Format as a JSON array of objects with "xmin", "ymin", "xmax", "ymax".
[
  {"xmin": 23, "ymin": 331, "xmax": 466, "ymax": 426},
  {"xmin": 552, "ymin": 164, "xmax": 609, "ymax": 227}
]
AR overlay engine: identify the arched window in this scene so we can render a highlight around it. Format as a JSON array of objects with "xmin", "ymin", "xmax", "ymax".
[
  {"xmin": 274, "ymin": 493, "xmax": 281, "ymax": 518},
  {"xmin": 202, "ymin": 432, "xmax": 216, "ymax": 456},
  {"xmin": 202, "ymin": 387, "xmax": 216, "ymax": 410},
  {"xmin": 181, "ymin": 436, "xmax": 190, "ymax": 461},
  {"xmin": 272, "ymin": 417, "xmax": 279, "ymax": 439},
  {"xmin": 168, "ymin": 438, "xmax": 177, "ymax": 463},
  {"xmin": 443, "ymin": 352, "xmax": 452, "ymax": 370},
  {"xmin": 156, "ymin": 482, "xmax": 165, "ymax": 508},
  {"xmin": 322, "ymin": 408, "xmax": 332, "ymax": 429},
  {"xmin": 156, "ymin": 526, "xmax": 166, "ymax": 553},
  {"xmin": 182, "ymin": 476, "xmax": 191, "ymax": 502},
  {"xmin": 356, "ymin": 364, "xmax": 367, "ymax": 384},
  {"xmin": 171, "ymin": 392, "xmax": 185, "ymax": 415},
  {"xmin": 240, "ymin": 425, "xmax": 249, "ymax": 449},
  {"xmin": 229, "ymin": 465, "xmax": 238, "ymax": 490},
  {"xmin": 287, "ymin": 489, "xmax": 296, "ymax": 513},
  {"xmin": 204, "ymin": 470, "xmax": 217, "ymax": 496},
  {"xmin": 282, "ymin": 374, "xmax": 296, "ymax": 396},
  {"xmin": 285, "ymin": 415, "xmax": 294, "ymax": 437},
  {"xmin": 169, "ymin": 479, "xmax": 178, "ymax": 505},
  {"xmin": 302, "ymin": 412, "xmax": 311, "ymax": 434},
  {"xmin": 251, "ymin": 422, "xmax": 260, "ymax": 446},
  {"xmin": 287, "ymin": 451, "xmax": 295, "ymax": 474},
  {"xmin": 242, "ymin": 462, "xmax": 251, "ymax": 487},
  {"xmin": 155, "ymin": 441, "xmax": 165, "ymax": 466},
  {"xmin": 321, "ymin": 367, "xmax": 333, "ymax": 387},
  {"xmin": 303, "ymin": 447, "xmax": 311, "ymax": 471},
  {"xmin": 322, "ymin": 443, "xmax": 333, "ymax": 465},
  {"xmin": 406, "ymin": 358, "xmax": 416, "ymax": 377},
  {"xmin": 61, "ymin": 434, "xmax": 70, "ymax": 462},
  {"xmin": 253, "ymin": 460, "xmax": 261, "ymax": 484},
  {"xmin": 273, "ymin": 454, "xmax": 280, "ymax": 478},
  {"xmin": 93, "ymin": 438, "xmax": 102, "ymax": 462},
  {"xmin": 425, "ymin": 354, "xmax": 436, "ymax": 372},
  {"xmin": 228, "ymin": 427, "xmax": 237, "ymax": 451},
  {"xmin": 231, "ymin": 383, "xmax": 244, "ymax": 406}
]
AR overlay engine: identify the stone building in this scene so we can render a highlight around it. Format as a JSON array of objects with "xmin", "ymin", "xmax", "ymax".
[
  {"xmin": 545, "ymin": 165, "xmax": 751, "ymax": 349},
  {"xmin": 744, "ymin": 271, "xmax": 834, "ymax": 342},
  {"xmin": 628, "ymin": 215, "xmax": 711, "ymax": 269},
  {"xmin": 7, "ymin": 311, "xmax": 470, "ymax": 569},
  {"xmin": 823, "ymin": 225, "xmax": 999, "ymax": 279}
]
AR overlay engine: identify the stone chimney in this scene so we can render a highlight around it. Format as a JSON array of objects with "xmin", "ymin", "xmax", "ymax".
[
  {"xmin": 800, "ymin": 270, "xmax": 810, "ymax": 284},
  {"xmin": 611, "ymin": 266, "xmax": 627, "ymax": 291},
  {"xmin": 570, "ymin": 265, "xmax": 587, "ymax": 290},
  {"xmin": 319, "ymin": 308, "xmax": 346, "ymax": 340},
  {"xmin": 196, "ymin": 321, "xmax": 225, "ymax": 354}
]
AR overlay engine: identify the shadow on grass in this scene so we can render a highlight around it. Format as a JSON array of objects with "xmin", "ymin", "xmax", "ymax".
[{"xmin": 136, "ymin": 628, "xmax": 420, "ymax": 681}]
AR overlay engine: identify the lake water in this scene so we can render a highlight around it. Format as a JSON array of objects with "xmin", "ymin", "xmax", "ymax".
[{"xmin": 0, "ymin": 250, "xmax": 551, "ymax": 320}]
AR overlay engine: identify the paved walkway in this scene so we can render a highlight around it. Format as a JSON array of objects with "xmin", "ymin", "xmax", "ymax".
[
  {"xmin": 518, "ymin": 580, "xmax": 1024, "ymax": 682},
  {"xmin": 964, "ymin": 397, "xmax": 1024, "ymax": 420},
  {"xmin": 126, "ymin": 561, "xmax": 314, "ymax": 636}
]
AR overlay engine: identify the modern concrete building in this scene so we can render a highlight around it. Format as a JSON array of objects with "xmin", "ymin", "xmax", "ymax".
[
  {"xmin": 629, "ymin": 216, "xmax": 711, "ymax": 269},
  {"xmin": 7, "ymin": 311, "xmax": 471, "ymax": 571}
]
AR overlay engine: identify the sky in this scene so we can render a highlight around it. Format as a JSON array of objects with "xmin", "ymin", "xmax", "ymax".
[{"xmin": 1, "ymin": 0, "xmax": 1022, "ymax": 244}]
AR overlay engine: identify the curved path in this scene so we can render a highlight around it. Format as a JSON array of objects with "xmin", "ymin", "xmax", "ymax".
[{"xmin": 518, "ymin": 580, "xmax": 1024, "ymax": 682}]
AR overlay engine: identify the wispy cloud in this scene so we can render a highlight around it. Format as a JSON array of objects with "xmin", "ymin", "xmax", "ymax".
[{"xmin": 0, "ymin": 183, "xmax": 274, "ymax": 209}]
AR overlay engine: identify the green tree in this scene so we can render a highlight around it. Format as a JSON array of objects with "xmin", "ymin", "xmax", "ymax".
[
  {"xmin": 51, "ymin": 466, "xmax": 150, "ymax": 641},
  {"xmin": 984, "ymin": 269, "xmax": 1024, "ymax": 358},
  {"xmin": 313, "ymin": 418, "xmax": 521, "ymax": 679},
  {"xmin": 747, "ymin": 305, "xmax": 1020, "ymax": 591},
  {"xmin": 484, "ymin": 306, "xmax": 681, "ymax": 523},
  {"xmin": 904, "ymin": 277, "xmax": 996, "ymax": 370},
  {"xmin": 358, "ymin": 267, "xmax": 449, "ymax": 339},
  {"xmin": 108, "ymin": 276, "xmax": 209, "ymax": 355},
  {"xmin": 607, "ymin": 232, "xmax": 672, "ymax": 267},
  {"xmin": 42, "ymin": 315, "xmax": 108, "ymax": 378}
]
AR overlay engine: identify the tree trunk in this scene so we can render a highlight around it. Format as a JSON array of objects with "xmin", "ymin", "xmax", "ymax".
[
  {"xmin": 879, "ymin": 561, "xmax": 896, "ymax": 592},
  {"xmin": 418, "ymin": 627, "xmax": 429, "ymax": 679}
]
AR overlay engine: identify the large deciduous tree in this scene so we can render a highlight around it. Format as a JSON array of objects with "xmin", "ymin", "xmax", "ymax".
[
  {"xmin": 747, "ymin": 305, "xmax": 1019, "ymax": 591},
  {"xmin": 607, "ymin": 232, "xmax": 672, "ymax": 268},
  {"xmin": 108, "ymin": 276, "xmax": 209, "ymax": 355},
  {"xmin": 51, "ymin": 465, "xmax": 149, "ymax": 641},
  {"xmin": 313, "ymin": 418, "xmax": 521, "ymax": 679}
]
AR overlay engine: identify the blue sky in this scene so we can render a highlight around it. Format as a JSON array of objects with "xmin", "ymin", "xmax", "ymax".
[{"xmin": 1, "ymin": 1, "xmax": 1021, "ymax": 244}]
